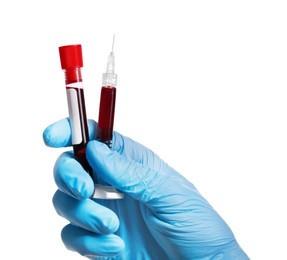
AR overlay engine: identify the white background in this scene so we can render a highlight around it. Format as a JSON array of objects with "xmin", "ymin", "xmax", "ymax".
[{"xmin": 0, "ymin": 0, "xmax": 286, "ymax": 259}]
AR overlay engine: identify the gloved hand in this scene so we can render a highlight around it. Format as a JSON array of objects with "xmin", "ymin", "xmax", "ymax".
[{"xmin": 43, "ymin": 118, "xmax": 249, "ymax": 260}]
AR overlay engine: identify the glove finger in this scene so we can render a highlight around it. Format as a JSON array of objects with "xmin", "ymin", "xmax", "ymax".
[
  {"xmin": 43, "ymin": 118, "xmax": 163, "ymax": 170},
  {"xmin": 61, "ymin": 224, "xmax": 125, "ymax": 258},
  {"xmin": 87, "ymin": 140, "xmax": 174, "ymax": 205},
  {"xmin": 53, "ymin": 190, "xmax": 119, "ymax": 234},
  {"xmin": 43, "ymin": 118, "xmax": 96, "ymax": 148},
  {"xmin": 54, "ymin": 151, "xmax": 94, "ymax": 199}
]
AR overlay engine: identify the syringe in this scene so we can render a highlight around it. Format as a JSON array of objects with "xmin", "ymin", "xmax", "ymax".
[
  {"xmin": 94, "ymin": 35, "xmax": 124, "ymax": 199},
  {"xmin": 96, "ymin": 34, "xmax": 117, "ymax": 147}
]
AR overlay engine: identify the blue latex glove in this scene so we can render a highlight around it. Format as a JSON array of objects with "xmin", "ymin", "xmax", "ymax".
[{"xmin": 43, "ymin": 118, "xmax": 249, "ymax": 260}]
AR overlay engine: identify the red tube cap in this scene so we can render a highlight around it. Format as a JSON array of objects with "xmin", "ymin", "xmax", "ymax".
[{"xmin": 59, "ymin": 44, "xmax": 83, "ymax": 69}]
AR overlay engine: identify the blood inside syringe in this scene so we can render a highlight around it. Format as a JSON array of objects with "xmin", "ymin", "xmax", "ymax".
[{"xmin": 96, "ymin": 86, "xmax": 116, "ymax": 148}]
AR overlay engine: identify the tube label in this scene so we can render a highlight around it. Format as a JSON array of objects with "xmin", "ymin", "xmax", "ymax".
[
  {"xmin": 66, "ymin": 82, "xmax": 83, "ymax": 89},
  {"xmin": 66, "ymin": 88, "xmax": 82, "ymax": 145}
]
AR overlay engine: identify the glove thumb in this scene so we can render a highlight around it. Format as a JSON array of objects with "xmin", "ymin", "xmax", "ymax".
[{"xmin": 86, "ymin": 140, "xmax": 187, "ymax": 208}]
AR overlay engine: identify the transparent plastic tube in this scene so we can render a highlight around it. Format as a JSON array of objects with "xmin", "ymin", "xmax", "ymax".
[{"xmin": 59, "ymin": 44, "xmax": 93, "ymax": 178}]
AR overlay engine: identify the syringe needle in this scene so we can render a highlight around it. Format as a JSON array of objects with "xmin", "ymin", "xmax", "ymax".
[{"xmin": 111, "ymin": 34, "xmax": 115, "ymax": 53}]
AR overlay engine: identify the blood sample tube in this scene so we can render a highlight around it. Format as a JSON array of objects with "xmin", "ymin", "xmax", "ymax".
[{"xmin": 58, "ymin": 44, "xmax": 92, "ymax": 178}]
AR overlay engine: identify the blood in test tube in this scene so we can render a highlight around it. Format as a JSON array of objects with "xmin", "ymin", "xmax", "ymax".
[{"xmin": 58, "ymin": 44, "xmax": 92, "ymax": 177}]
